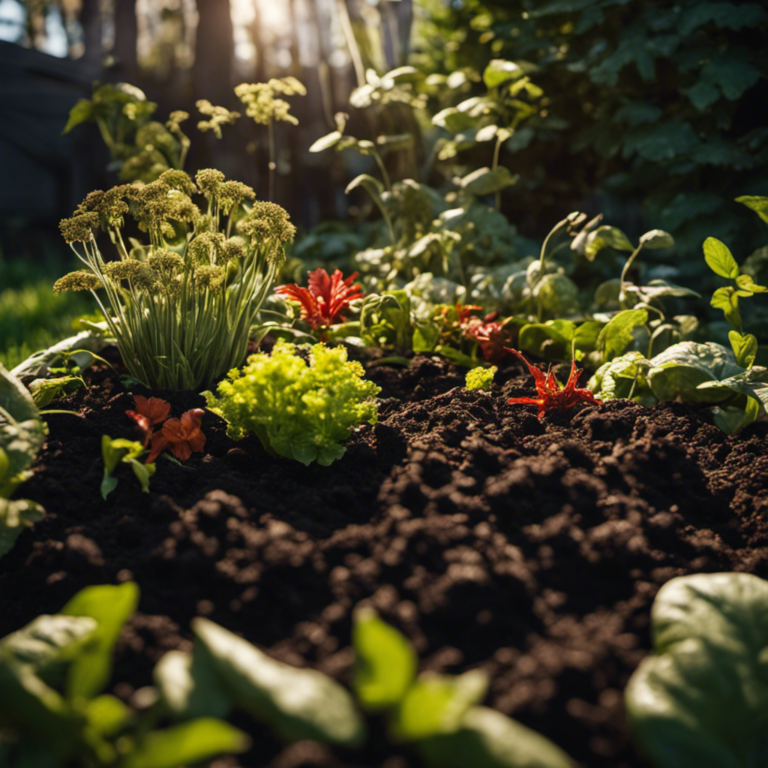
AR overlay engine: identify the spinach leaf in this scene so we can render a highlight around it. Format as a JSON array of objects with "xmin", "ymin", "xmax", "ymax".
[{"xmin": 625, "ymin": 573, "xmax": 768, "ymax": 768}]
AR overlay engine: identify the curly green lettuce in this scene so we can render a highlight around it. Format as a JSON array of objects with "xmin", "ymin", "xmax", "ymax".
[{"xmin": 205, "ymin": 340, "xmax": 380, "ymax": 466}]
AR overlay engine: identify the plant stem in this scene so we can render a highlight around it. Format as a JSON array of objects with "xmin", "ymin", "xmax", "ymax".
[
  {"xmin": 620, "ymin": 245, "xmax": 644, "ymax": 306},
  {"xmin": 268, "ymin": 120, "xmax": 276, "ymax": 202},
  {"xmin": 492, "ymin": 134, "xmax": 503, "ymax": 211}
]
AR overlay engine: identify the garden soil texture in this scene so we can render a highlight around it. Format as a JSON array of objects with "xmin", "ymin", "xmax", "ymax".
[{"xmin": 2, "ymin": 353, "xmax": 768, "ymax": 768}]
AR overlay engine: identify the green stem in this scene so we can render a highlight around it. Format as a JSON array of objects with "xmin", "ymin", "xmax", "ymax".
[
  {"xmin": 371, "ymin": 147, "xmax": 392, "ymax": 192},
  {"xmin": 620, "ymin": 244, "xmax": 644, "ymax": 306},
  {"xmin": 268, "ymin": 120, "xmax": 276, "ymax": 202},
  {"xmin": 492, "ymin": 134, "xmax": 503, "ymax": 211}
]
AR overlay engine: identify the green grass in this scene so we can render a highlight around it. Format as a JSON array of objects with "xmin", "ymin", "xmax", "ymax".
[{"xmin": 0, "ymin": 253, "xmax": 93, "ymax": 370}]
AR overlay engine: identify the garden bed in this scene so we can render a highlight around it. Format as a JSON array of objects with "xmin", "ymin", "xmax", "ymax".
[{"xmin": 2, "ymin": 351, "xmax": 767, "ymax": 768}]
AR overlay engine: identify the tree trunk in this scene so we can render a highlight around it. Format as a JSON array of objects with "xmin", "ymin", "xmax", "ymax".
[
  {"xmin": 113, "ymin": 0, "xmax": 138, "ymax": 81},
  {"xmin": 193, "ymin": 0, "xmax": 234, "ymax": 104}
]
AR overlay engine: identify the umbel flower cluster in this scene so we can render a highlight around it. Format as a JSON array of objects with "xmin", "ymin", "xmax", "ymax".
[{"xmin": 55, "ymin": 169, "xmax": 295, "ymax": 389}]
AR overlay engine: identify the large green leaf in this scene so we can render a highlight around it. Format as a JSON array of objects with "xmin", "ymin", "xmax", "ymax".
[
  {"xmin": 193, "ymin": 618, "xmax": 366, "ymax": 746},
  {"xmin": 0, "ymin": 498, "xmax": 45, "ymax": 559},
  {"xmin": 647, "ymin": 341, "xmax": 742, "ymax": 403},
  {"xmin": 697, "ymin": 366, "xmax": 768, "ymax": 410},
  {"xmin": 61, "ymin": 582, "xmax": 140, "ymax": 701},
  {"xmin": 122, "ymin": 719, "xmax": 250, "ymax": 768},
  {"xmin": 460, "ymin": 167, "xmax": 518, "ymax": 196},
  {"xmin": 391, "ymin": 671, "xmax": 488, "ymax": 741},
  {"xmin": 0, "ymin": 614, "xmax": 97, "ymax": 672},
  {"xmin": 483, "ymin": 60, "xmax": 525, "ymax": 89},
  {"xmin": 309, "ymin": 131, "xmax": 343, "ymax": 153},
  {"xmin": 353, "ymin": 608, "xmax": 417, "ymax": 713},
  {"xmin": 154, "ymin": 647, "xmax": 231, "ymax": 720},
  {"xmin": 0, "ymin": 365, "xmax": 45, "ymax": 486},
  {"xmin": 418, "ymin": 706, "xmax": 574, "ymax": 768},
  {"xmin": 736, "ymin": 195, "xmax": 768, "ymax": 226},
  {"xmin": 703, "ymin": 237, "xmax": 739, "ymax": 279},
  {"xmin": 596, "ymin": 309, "xmax": 648, "ymax": 362},
  {"xmin": 625, "ymin": 573, "xmax": 768, "ymax": 768}
]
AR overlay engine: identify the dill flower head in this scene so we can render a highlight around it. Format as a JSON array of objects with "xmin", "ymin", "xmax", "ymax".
[
  {"xmin": 234, "ymin": 78, "xmax": 306, "ymax": 126},
  {"xmin": 74, "ymin": 190, "xmax": 105, "ymax": 215},
  {"xmin": 237, "ymin": 202, "xmax": 295, "ymax": 245},
  {"xmin": 159, "ymin": 169, "xmax": 197, "ymax": 197},
  {"xmin": 135, "ymin": 121, "xmax": 179, "ymax": 160},
  {"xmin": 165, "ymin": 191, "xmax": 200, "ymax": 224},
  {"xmin": 53, "ymin": 270, "xmax": 102, "ymax": 292},
  {"xmin": 166, "ymin": 110, "xmax": 189, "ymax": 137},
  {"xmin": 60, "ymin": 212, "xmax": 100, "ymax": 243},
  {"xmin": 188, "ymin": 232, "xmax": 226, "ymax": 264},
  {"xmin": 103, "ymin": 259, "xmax": 152, "ymax": 283},
  {"xmin": 194, "ymin": 264, "xmax": 226, "ymax": 292},
  {"xmin": 149, "ymin": 249, "xmax": 185, "ymax": 275},
  {"xmin": 222, "ymin": 237, "xmax": 247, "ymax": 263},
  {"xmin": 99, "ymin": 186, "xmax": 131, "ymax": 228},
  {"xmin": 120, "ymin": 146, "xmax": 170, "ymax": 183},
  {"xmin": 196, "ymin": 100, "xmax": 241, "ymax": 139},
  {"xmin": 196, "ymin": 169, "xmax": 226, "ymax": 195},
  {"xmin": 217, "ymin": 180, "xmax": 256, "ymax": 215}
]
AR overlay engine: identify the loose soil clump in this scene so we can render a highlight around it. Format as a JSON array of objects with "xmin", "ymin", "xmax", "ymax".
[{"xmin": 2, "ymin": 353, "xmax": 768, "ymax": 768}]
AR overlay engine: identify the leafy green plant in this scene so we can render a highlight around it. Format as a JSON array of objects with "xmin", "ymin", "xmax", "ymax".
[
  {"xmin": 704, "ymin": 236, "xmax": 767, "ymax": 368},
  {"xmin": 54, "ymin": 170, "xmax": 294, "ymax": 389},
  {"xmin": 0, "ymin": 582, "xmax": 250, "ymax": 767},
  {"xmin": 204, "ymin": 340, "xmax": 380, "ymax": 466},
  {"xmin": 466, "ymin": 366, "xmax": 496, "ymax": 390},
  {"xmin": 101, "ymin": 436, "xmax": 156, "ymax": 500},
  {"xmin": 352, "ymin": 607, "xmax": 575, "ymax": 768},
  {"xmin": 625, "ymin": 572, "xmax": 768, "ymax": 768},
  {"xmin": 0, "ymin": 365, "xmax": 45, "ymax": 559}
]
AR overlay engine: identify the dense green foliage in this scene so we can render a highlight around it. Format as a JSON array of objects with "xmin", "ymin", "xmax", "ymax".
[
  {"xmin": 414, "ymin": 0, "xmax": 768, "ymax": 259},
  {"xmin": 205, "ymin": 340, "xmax": 381, "ymax": 465}
]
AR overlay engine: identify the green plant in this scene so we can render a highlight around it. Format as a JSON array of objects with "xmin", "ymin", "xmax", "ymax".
[
  {"xmin": 0, "ymin": 365, "xmax": 45, "ymax": 559},
  {"xmin": 100, "ymin": 436, "xmax": 156, "ymax": 500},
  {"xmin": 352, "ymin": 608, "xmax": 575, "ymax": 767},
  {"xmin": 204, "ymin": 340, "xmax": 380, "ymax": 466},
  {"xmin": 0, "ymin": 582, "xmax": 250, "ymax": 767},
  {"xmin": 625, "ymin": 572, "xmax": 768, "ymax": 768},
  {"xmin": 466, "ymin": 365, "xmax": 496, "ymax": 391},
  {"xmin": 54, "ymin": 170, "xmax": 294, "ymax": 390}
]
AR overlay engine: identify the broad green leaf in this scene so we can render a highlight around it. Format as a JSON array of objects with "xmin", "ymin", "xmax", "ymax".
[
  {"xmin": 61, "ymin": 582, "xmax": 140, "ymax": 701},
  {"xmin": 0, "ymin": 364, "xmax": 45, "ymax": 484},
  {"xmin": 647, "ymin": 342, "xmax": 743, "ymax": 403},
  {"xmin": 532, "ymin": 275, "xmax": 579, "ymax": 317},
  {"xmin": 584, "ymin": 226, "xmax": 635, "ymax": 260},
  {"xmin": 353, "ymin": 608, "xmax": 417, "ymax": 712},
  {"xmin": 629, "ymin": 280, "xmax": 701, "ymax": 302},
  {"xmin": 735, "ymin": 195, "xmax": 768, "ymax": 226},
  {"xmin": 345, "ymin": 174, "xmax": 385, "ymax": 197},
  {"xmin": 127, "ymin": 458, "xmax": 155, "ymax": 494},
  {"xmin": 0, "ymin": 615, "xmax": 97, "ymax": 672},
  {"xmin": 475, "ymin": 125, "xmax": 500, "ymax": 142},
  {"xmin": 622, "ymin": 121, "xmax": 700, "ymax": 161},
  {"xmin": 435, "ymin": 345, "xmax": 480, "ymax": 369},
  {"xmin": 728, "ymin": 331, "xmax": 758, "ymax": 369},
  {"xmin": 625, "ymin": 573, "xmax": 768, "ymax": 768},
  {"xmin": 432, "ymin": 107, "xmax": 476, "ymax": 133},
  {"xmin": 572, "ymin": 321, "xmax": 605, "ymax": 355},
  {"xmin": 460, "ymin": 167, "xmax": 518, "ymax": 196},
  {"xmin": 703, "ymin": 237, "xmax": 739, "ymax": 279},
  {"xmin": 193, "ymin": 618, "xmax": 366, "ymax": 746},
  {"xmin": 122, "ymin": 719, "xmax": 250, "ymax": 768},
  {"xmin": 596, "ymin": 309, "xmax": 648, "ymax": 362},
  {"xmin": 588, "ymin": 352, "xmax": 650, "ymax": 402},
  {"xmin": 63, "ymin": 98, "xmax": 94, "ymax": 134},
  {"xmin": 483, "ymin": 60, "xmax": 525, "ymax": 89},
  {"xmin": 154, "ymin": 646, "xmax": 232, "ymax": 720},
  {"xmin": 0, "ymin": 498, "xmax": 45, "ymax": 559},
  {"xmin": 0, "ymin": 661, "xmax": 78, "ymax": 754},
  {"xmin": 391, "ymin": 671, "xmax": 488, "ymax": 741},
  {"xmin": 377, "ymin": 134, "xmax": 414, "ymax": 151},
  {"xmin": 387, "ymin": 65, "xmax": 421, "ymax": 83},
  {"xmin": 712, "ymin": 396, "xmax": 761, "ymax": 435},
  {"xmin": 418, "ymin": 706, "xmax": 574, "ymax": 768},
  {"xmin": 639, "ymin": 229, "xmax": 674, "ymax": 249},
  {"xmin": 710, "ymin": 286, "xmax": 741, "ymax": 330},
  {"xmin": 28, "ymin": 376, "xmax": 84, "ymax": 408},
  {"xmin": 85, "ymin": 694, "xmax": 131, "ymax": 736},
  {"xmin": 309, "ymin": 131, "xmax": 343, "ymax": 153},
  {"xmin": 11, "ymin": 331, "xmax": 110, "ymax": 381},
  {"xmin": 735, "ymin": 273, "xmax": 767, "ymax": 294},
  {"xmin": 518, "ymin": 320, "xmax": 575, "ymax": 361},
  {"xmin": 697, "ymin": 366, "xmax": 768, "ymax": 410}
]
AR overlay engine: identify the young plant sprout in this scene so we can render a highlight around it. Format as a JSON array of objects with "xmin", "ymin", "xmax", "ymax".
[
  {"xmin": 54, "ymin": 170, "xmax": 295, "ymax": 390},
  {"xmin": 507, "ymin": 348, "xmax": 599, "ymax": 419}
]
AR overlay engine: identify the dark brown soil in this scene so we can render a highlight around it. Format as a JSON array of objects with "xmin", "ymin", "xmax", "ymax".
[{"xmin": 2, "ymin": 351, "xmax": 768, "ymax": 768}]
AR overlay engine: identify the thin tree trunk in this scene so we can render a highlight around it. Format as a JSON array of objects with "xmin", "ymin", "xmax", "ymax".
[
  {"xmin": 113, "ymin": 0, "xmax": 138, "ymax": 80},
  {"xmin": 193, "ymin": 0, "xmax": 234, "ymax": 103}
]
